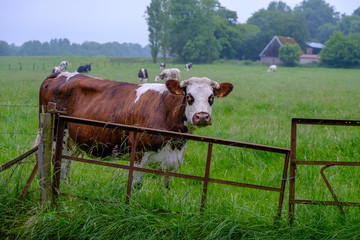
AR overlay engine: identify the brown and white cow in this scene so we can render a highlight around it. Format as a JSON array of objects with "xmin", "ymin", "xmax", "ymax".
[
  {"xmin": 35, "ymin": 72, "xmax": 233, "ymax": 187},
  {"xmin": 154, "ymin": 68, "xmax": 180, "ymax": 82}
]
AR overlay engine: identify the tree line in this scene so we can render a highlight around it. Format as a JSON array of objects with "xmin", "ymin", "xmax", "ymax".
[
  {"xmin": 0, "ymin": 38, "xmax": 151, "ymax": 57},
  {"xmin": 1, "ymin": 0, "xmax": 359, "ymax": 68},
  {"xmin": 146, "ymin": 0, "xmax": 360, "ymax": 67}
]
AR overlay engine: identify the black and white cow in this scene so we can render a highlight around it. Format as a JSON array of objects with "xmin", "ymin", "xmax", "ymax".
[
  {"xmin": 138, "ymin": 68, "xmax": 149, "ymax": 82},
  {"xmin": 60, "ymin": 61, "xmax": 69, "ymax": 69},
  {"xmin": 160, "ymin": 62, "xmax": 166, "ymax": 70},
  {"xmin": 185, "ymin": 62, "xmax": 192, "ymax": 71},
  {"xmin": 77, "ymin": 64, "xmax": 91, "ymax": 73},
  {"xmin": 52, "ymin": 66, "xmax": 62, "ymax": 74}
]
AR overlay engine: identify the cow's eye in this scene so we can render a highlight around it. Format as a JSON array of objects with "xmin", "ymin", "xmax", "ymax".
[
  {"xmin": 186, "ymin": 94, "xmax": 194, "ymax": 105},
  {"xmin": 208, "ymin": 94, "xmax": 214, "ymax": 106}
]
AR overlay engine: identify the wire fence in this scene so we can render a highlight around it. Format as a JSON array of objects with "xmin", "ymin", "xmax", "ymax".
[
  {"xmin": 0, "ymin": 104, "xmax": 38, "ymax": 135},
  {"xmin": 0, "ymin": 104, "xmax": 37, "ymax": 107},
  {"xmin": 0, "ymin": 58, "xmax": 154, "ymax": 71}
]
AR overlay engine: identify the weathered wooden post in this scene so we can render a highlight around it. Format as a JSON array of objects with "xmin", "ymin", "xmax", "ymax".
[{"xmin": 37, "ymin": 103, "xmax": 56, "ymax": 204}]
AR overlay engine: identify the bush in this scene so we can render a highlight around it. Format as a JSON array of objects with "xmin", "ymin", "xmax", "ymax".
[
  {"xmin": 320, "ymin": 31, "xmax": 360, "ymax": 68},
  {"xmin": 279, "ymin": 44, "xmax": 301, "ymax": 66}
]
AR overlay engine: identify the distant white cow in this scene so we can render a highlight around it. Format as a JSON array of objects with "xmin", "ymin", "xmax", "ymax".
[
  {"xmin": 138, "ymin": 68, "xmax": 149, "ymax": 82},
  {"xmin": 60, "ymin": 61, "xmax": 69, "ymax": 69},
  {"xmin": 267, "ymin": 65, "xmax": 277, "ymax": 72},
  {"xmin": 155, "ymin": 68, "xmax": 180, "ymax": 82},
  {"xmin": 52, "ymin": 66, "xmax": 62, "ymax": 74}
]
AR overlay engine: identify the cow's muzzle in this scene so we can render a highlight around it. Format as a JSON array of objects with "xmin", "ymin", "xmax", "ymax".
[{"xmin": 193, "ymin": 112, "xmax": 212, "ymax": 126}]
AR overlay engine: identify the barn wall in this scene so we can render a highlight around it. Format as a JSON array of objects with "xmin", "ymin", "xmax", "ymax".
[{"xmin": 260, "ymin": 57, "xmax": 282, "ymax": 64}]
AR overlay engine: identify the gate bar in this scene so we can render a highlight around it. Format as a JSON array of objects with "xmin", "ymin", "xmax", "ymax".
[
  {"xmin": 53, "ymin": 114, "xmax": 290, "ymax": 220},
  {"xmin": 61, "ymin": 155, "xmax": 283, "ymax": 192},
  {"xmin": 58, "ymin": 115, "xmax": 289, "ymax": 154},
  {"xmin": 200, "ymin": 143, "xmax": 213, "ymax": 212},
  {"xmin": 52, "ymin": 118, "xmax": 66, "ymax": 197},
  {"xmin": 0, "ymin": 145, "xmax": 38, "ymax": 173},
  {"xmin": 289, "ymin": 118, "xmax": 360, "ymax": 225},
  {"xmin": 320, "ymin": 165, "xmax": 344, "ymax": 214},
  {"xmin": 126, "ymin": 130, "xmax": 137, "ymax": 204}
]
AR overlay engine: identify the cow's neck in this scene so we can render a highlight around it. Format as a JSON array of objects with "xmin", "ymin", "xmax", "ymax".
[{"xmin": 178, "ymin": 96, "xmax": 189, "ymax": 133}]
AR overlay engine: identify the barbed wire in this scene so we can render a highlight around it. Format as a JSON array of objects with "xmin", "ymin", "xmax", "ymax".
[
  {"xmin": 0, "ymin": 132, "xmax": 37, "ymax": 135},
  {"xmin": 0, "ymin": 104, "xmax": 37, "ymax": 107}
]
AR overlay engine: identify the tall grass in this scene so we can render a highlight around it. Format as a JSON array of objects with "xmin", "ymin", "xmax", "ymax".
[{"xmin": 1, "ymin": 56, "xmax": 360, "ymax": 239}]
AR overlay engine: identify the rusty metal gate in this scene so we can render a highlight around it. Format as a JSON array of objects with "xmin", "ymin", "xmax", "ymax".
[
  {"xmin": 289, "ymin": 118, "xmax": 360, "ymax": 225},
  {"xmin": 51, "ymin": 114, "xmax": 291, "ymax": 221}
]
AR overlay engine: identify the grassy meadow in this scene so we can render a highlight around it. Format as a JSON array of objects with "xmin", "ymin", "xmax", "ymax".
[{"xmin": 0, "ymin": 56, "xmax": 360, "ymax": 239}]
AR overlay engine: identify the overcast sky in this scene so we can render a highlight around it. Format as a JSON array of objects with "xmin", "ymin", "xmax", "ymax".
[{"xmin": 0, "ymin": 0, "xmax": 358, "ymax": 47}]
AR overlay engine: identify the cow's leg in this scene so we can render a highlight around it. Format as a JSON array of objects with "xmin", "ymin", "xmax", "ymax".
[
  {"xmin": 160, "ymin": 142, "xmax": 187, "ymax": 189},
  {"xmin": 132, "ymin": 152, "xmax": 150, "ymax": 189},
  {"xmin": 59, "ymin": 129, "xmax": 79, "ymax": 183},
  {"xmin": 162, "ymin": 175, "xmax": 173, "ymax": 189}
]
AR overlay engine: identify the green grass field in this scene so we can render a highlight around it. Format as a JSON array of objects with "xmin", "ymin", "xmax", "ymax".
[{"xmin": 1, "ymin": 56, "xmax": 360, "ymax": 239}]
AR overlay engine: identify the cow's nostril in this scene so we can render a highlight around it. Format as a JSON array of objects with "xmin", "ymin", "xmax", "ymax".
[{"xmin": 193, "ymin": 112, "xmax": 211, "ymax": 126}]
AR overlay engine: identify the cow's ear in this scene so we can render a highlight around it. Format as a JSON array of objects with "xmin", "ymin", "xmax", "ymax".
[
  {"xmin": 166, "ymin": 80, "xmax": 184, "ymax": 95},
  {"xmin": 214, "ymin": 82, "xmax": 233, "ymax": 97}
]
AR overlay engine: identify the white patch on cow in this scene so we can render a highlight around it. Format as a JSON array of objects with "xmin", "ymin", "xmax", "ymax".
[
  {"xmin": 133, "ymin": 141, "xmax": 187, "ymax": 187},
  {"xmin": 141, "ymin": 142, "xmax": 186, "ymax": 171},
  {"xmin": 134, "ymin": 83, "xmax": 168, "ymax": 103},
  {"xmin": 59, "ymin": 71, "xmax": 80, "ymax": 82}
]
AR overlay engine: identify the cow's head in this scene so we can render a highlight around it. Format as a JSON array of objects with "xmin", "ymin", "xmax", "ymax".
[{"xmin": 166, "ymin": 77, "xmax": 233, "ymax": 131}]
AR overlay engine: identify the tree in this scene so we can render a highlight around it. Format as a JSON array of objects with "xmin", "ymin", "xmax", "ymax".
[
  {"xmin": 316, "ymin": 23, "xmax": 337, "ymax": 43},
  {"xmin": 146, "ymin": 0, "xmax": 163, "ymax": 63},
  {"xmin": 294, "ymin": 0, "xmax": 340, "ymax": 41},
  {"xmin": 159, "ymin": 0, "xmax": 170, "ymax": 62},
  {"xmin": 353, "ymin": 7, "xmax": 360, "ymax": 16},
  {"xmin": 279, "ymin": 43, "xmax": 301, "ymax": 66},
  {"xmin": 320, "ymin": 31, "xmax": 360, "ymax": 68},
  {"xmin": 167, "ymin": 0, "xmax": 221, "ymax": 63},
  {"xmin": 216, "ymin": 6, "xmax": 238, "ymax": 25},
  {"xmin": 168, "ymin": 0, "xmax": 203, "ymax": 61},
  {"xmin": 247, "ymin": 1, "xmax": 309, "ymax": 59},
  {"xmin": 338, "ymin": 15, "xmax": 360, "ymax": 35},
  {"xmin": 0, "ymin": 41, "xmax": 11, "ymax": 56},
  {"xmin": 199, "ymin": 0, "xmax": 221, "ymax": 63}
]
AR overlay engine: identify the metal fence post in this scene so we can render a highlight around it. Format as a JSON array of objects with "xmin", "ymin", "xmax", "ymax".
[
  {"xmin": 289, "ymin": 119, "xmax": 297, "ymax": 225},
  {"xmin": 200, "ymin": 143, "xmax": 213, "ymax": 213},
  {"xmin": 126, "ymin": 130, "xmax": 137, "ymax": 204},
  {"xmin": 53, "ymin": 117, "xmax": 65, "ymax": 198}
]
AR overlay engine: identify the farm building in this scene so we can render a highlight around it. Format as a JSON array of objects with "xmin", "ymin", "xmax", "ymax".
[
  {"xmin": 259, "ymin": 36, "xmax": 300, "ymax": 64},
  {"xmin": 259, "ymin": 36, "xmax": 325, "ymax": 64},
  {"xmin": 299, "ymin": 42, "xmax": 325, "ymax": 64},
  {"xmin": 305, "ymin": 41, "xmax": 325, "ymax": 55}
]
